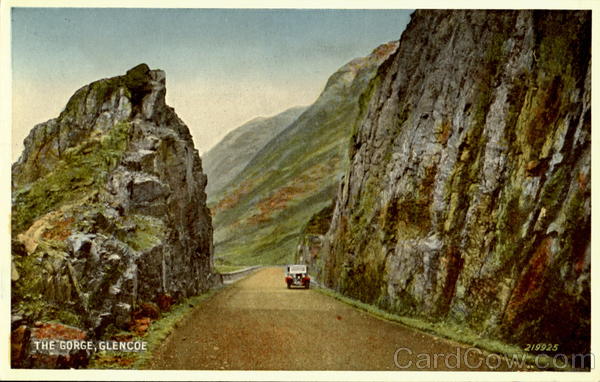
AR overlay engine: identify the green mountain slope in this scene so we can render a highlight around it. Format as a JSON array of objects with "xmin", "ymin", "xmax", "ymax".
[
  {"xmin": 203, "ymin": 106, "xmax": 307, "ymax": 198},
  {"xmin": 210, "ymin": 41, "xmax": 399, "ymax": 266}
]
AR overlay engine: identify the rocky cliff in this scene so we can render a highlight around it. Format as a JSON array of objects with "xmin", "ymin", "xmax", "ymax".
[
  {"xmin": 11, "ymin": 64, "xmax": 216, "ymax": 347},
  {"xmin": 309, "ymin": 10, "xmax": 590, "ymax": 354},
  {"xmin": 211, "ymin": 42, "xmax": 398, "ymax": 266}
]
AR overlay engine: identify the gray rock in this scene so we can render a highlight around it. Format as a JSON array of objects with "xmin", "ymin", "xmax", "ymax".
[
  {"xmin": 316, "ymin": 10, "xmax": 591, "ymax": 355},
  {"xmin": 68, "ymin": 233, "xmax": 96, "ymax": 255},
  {"xmin": 130, "ymin": 174, "xmax": 168, "ymax": 203},
  {"xmin": 113, "ymin": 302, "xmax": 132, "ymax": 329},
  {"xmin": 11, "ymin": 64, "xmax": 217, "ymax": 339}
]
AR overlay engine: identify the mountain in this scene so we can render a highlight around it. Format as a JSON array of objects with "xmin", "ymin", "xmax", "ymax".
[
  {"xmin": 210, "ymin": 41, "xmax": 399, "ymax": 266},
  {"xmin": 301, "ymin": 10, "xmax": 590, "ymax": 356},
  {"xmin": 11, "ymin": 64, "xmax": 216, "ymax": 364},
  {"xmin": 203, "ymin": 106, "xmax": 306, "ymax": 199}
]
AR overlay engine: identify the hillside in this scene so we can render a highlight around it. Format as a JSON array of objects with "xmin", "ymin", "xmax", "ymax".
[
  {"xmin": 300, "ymin": 10, "xmax": 591, "ymax": 356},
  {"xmin": 203, "ymin": 106, "xmax": 306, "ymax": 198},
  {"xmin": 210, "ymin": 41, "xmax": 399, "ymax": 266}
]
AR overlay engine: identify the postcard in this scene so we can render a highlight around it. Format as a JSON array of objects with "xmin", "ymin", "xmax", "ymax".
[{"xmin": 1, "ymin": 1, "xmax": 597, "ymax": 381}]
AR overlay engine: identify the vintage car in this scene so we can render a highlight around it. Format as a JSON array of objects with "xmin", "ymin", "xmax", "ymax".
[{"xmin": 285, "ymin": 264, "xmax": 310, "ymax": 289}]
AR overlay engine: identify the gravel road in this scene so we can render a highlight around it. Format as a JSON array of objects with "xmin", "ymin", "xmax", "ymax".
[{"xmin": 148, "ymin": 267, "xmax": 527, "ymax": 371}]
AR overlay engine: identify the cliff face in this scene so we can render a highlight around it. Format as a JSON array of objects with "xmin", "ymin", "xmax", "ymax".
[
  {"xmin": 211, "ymin": 42, "xmax": 398, "ymax": 266},
  {"xmin": 12, "ymin": 64, "xmax": 215, "ymax": 337},
  {"xmin": 314, "ymin": 10, "xmax": 590, "ymax": 353}
]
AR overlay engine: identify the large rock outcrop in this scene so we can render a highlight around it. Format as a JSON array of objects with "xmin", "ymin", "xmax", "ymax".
[
  {"xmin": 312, "ymin": 10, "xmax": 590, "ymax": 355},
  {"xmin": 11, "ymin": 64, "xmax": 216, "ymax": 344}
]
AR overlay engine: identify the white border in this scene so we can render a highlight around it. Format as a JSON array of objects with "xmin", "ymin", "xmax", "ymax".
[{"xmin": 1, "ymin": 0, "xmax": 598, "ymax": 381}]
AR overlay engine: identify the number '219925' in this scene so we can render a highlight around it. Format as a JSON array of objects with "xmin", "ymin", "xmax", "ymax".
[{"xmin": 524, "ymin": 343, "xmax": 559, "ymax": 352}]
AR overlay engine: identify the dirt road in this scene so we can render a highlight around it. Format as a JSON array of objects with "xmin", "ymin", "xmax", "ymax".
[{"xmin": 148, "ymin": 267, "xmax": 526, "ymax": 370}]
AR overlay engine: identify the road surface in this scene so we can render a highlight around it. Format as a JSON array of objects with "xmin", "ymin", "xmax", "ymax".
[{"xmin": 148, "ymin": 267, "xmax": 527, "ymax": 371}]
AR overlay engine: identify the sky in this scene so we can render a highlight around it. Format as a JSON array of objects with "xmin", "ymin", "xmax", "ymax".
[{"xmin": 11, "ymin": 8, "xmax": 412, "ymax": 161}]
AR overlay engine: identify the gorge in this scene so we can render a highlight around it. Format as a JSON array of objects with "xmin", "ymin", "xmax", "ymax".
[{"xmin": 10, "ymin": 9, "xmax": 592, "ymax": 369}]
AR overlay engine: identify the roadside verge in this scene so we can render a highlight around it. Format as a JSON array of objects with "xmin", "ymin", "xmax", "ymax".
[
  {"xmin": 311, "ymin": 281, "xmax": 573, "ymax": 371},
  {"xmin": 89, "ymin": 267, "xmax": 262, "ymax": 369}
]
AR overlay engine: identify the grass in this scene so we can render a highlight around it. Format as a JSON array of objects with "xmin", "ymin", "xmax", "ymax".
[
  {"xmin": 120, "ymin": 215, "xmax": 166, "ymax": 252},
  {"xmin": 89, "ymin": 286, "xmax": 224, "ymax": 369},
  {"xmin": 313, "ymin": 285, "xmax": 572, "ymax": 371},
  {"xmin": 213, "ymin": 163, "xmax": 339, "ymax": 267},
  {"xmin": 214, "ymin": 196, "xmax": 334, "ymax": 265},
  {"xmin": 12, "ymin": 121, "xmax": 131, "ymax": 234}
]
